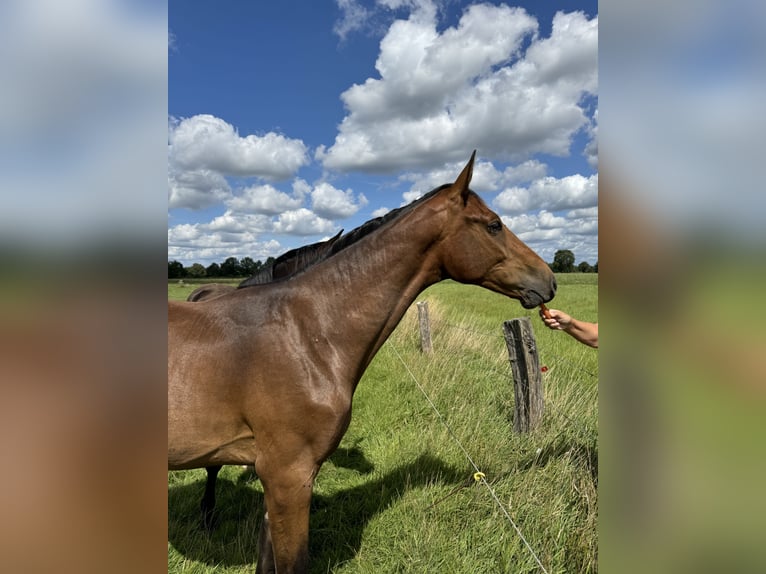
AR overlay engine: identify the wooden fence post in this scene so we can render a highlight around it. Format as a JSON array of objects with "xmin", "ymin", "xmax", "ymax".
[
  {"xmin": 502, "ymin": 317, "xmax": 544, "ymax": 432},
  {"xmin": 416, "ymin": 301, "xmax": 432, "ymax": 354}
]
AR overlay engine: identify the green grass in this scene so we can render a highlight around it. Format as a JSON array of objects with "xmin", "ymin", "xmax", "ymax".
[{"xmin": 168, "ymin": 274, "xmax": 598, "ymax": 573}]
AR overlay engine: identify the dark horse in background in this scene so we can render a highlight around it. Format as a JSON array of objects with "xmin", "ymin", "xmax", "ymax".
[{"xmin": 168, "ymin": 153, "xmax": 556, "ymax": 573}]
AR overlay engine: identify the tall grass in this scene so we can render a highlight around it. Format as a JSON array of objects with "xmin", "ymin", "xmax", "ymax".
[{"xmin": 168, "ymin": 274, "xmax": 598, "ymax": 573}]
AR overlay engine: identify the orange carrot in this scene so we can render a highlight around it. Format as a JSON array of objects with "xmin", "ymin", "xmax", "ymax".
[{"xmin": 539, "ymin": 303, "xmax": 552, "ymax": 320}]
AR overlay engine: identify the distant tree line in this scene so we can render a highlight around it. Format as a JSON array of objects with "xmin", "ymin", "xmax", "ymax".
[
  {"xmin": 168, "ymin": 256, "xmax": 275, "ymax": 279},
  {"xmin": 169, "ymin": 249, "xmax": 596, "ymax": 279}
]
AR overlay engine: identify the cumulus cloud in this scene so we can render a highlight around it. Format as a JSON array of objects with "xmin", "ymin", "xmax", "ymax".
[
  {"xmin": 168, "ymin": 167, "xmax": 231, "ymax": 210},
  {"xmin": 492, "ymin": 171, "xmax": 598, "ymax": 264},
  {"xmin": 318, "ymin": 6, "xmax": 597, "ymax": 172},
  {"xmin": 169, "ymin": 114, "xmax": 309, "ymax": 178},
  {"xmin": 226, "ymin": 184, "xmax": 305, "ymax": 216},
  {"xmin": 273, "ymin": 209, "xmax": 337, "ymax": 236},
  {"xmin": 502, "ymin": 206, "xmax": 598, "ymax": 265},
  {"xmin": 310, "ymin": 182, "xmax": 368, "ymax": 219},
  {"xmin": 500, "ymin": 160, "xmax": 549, "ymax": 186},
  {"xmin": 168, "ymin": 213, "xmax": 281, "ymax": 263},
  {"xmin": 494, "ymin": 173, "xmax": 598, "ymax": 215},
  {"xmin": 167, "ymin": 114, "xmax": 310, "ymax": 212}
]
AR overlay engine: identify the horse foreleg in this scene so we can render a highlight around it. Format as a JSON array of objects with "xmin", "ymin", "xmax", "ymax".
[
  {"xmin": 256, "ymin": 511, "xmax": 275, "ymax": 574},
  {"xmin": 257, "ymin": 466, "xmax": 315, "ymax": 574},
  {"xmin": 200, "ymin": 465, "xmax": 221, "ymax": 531}
]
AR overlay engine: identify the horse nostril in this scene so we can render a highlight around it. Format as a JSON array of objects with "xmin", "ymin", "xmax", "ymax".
[{"xmin": 551, "ymin": 276, "xmax": 558, "ymax": 293}]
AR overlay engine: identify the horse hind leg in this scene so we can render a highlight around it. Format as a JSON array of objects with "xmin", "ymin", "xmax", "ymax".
[{"xmin": 200, "ymin": 465, "xmax": 221, "ymax": 531}]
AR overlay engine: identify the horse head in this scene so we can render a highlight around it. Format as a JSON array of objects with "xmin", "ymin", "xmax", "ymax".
[{"xmin": 437, "ymin": 151, "xmax": 556, "ymax": 309}]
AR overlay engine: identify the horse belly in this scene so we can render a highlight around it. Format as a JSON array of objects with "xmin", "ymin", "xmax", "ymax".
[
  {"xmin": 168, "ymin": 361, "xmax": 259, "ymax": 469},
  {"xmin": 168, "ymin": 432, "xmax": 258, "ymax": 470}
]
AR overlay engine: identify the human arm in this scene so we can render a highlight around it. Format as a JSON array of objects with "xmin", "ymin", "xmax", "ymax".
[{"xmin": 539, "ymin": 308, "xmax": 598, "ymax": 348}]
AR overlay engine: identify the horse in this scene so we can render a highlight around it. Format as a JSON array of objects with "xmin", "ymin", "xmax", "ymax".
[
  {"xmin": 168, "ymin": 152, "xmax": 556, "ymax": 573},
  {"xmin": 185, "ymin": 229, "xmax": 345, "ymax": 528},
  {"xmin": 186, "ymin": 283, "xmax": 235, "ymax": 302}
]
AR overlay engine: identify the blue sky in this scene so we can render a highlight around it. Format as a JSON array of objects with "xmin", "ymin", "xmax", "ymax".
[{"xmin": 169, "ymin": 0, "xmax": 598, "ymax": 267}]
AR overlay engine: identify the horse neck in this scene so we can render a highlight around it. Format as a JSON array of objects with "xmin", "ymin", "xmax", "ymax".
[{"xmin": 302, "ymin": 202, "xmax": 445, "ymax": 374}]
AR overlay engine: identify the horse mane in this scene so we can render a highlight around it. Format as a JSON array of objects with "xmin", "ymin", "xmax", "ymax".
[
  {"xmin": 327, "ymin": 184, "xmax": 448, "ymax": 255},
  {"xmin": 237, "ymin": 264, "xmax": 276, "ymax": 287},
  {"xmin": 237, "ymin": 184, "xmax": 450, "ymax": 289},
  {"xmin": 237, "ymin": 229, "xmax": 343, "ymax": 288}
]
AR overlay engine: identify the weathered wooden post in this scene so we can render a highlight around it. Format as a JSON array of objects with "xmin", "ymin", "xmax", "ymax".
[
  {"xmin": 502, "ymin": 317, "xmax": 544, "ymax": 432},
  {"xmin": 416, "ymin": 301, "xmax": 432, "ymax": 354}
]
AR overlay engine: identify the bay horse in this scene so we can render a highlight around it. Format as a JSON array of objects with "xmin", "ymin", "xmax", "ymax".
[
  {"xmin": 168, "ymin": 152, "xmax": 556, "ymax": 573},
  {"xmin": 186, "ymin": 229, "xmax": 344, "ymax": 528}
]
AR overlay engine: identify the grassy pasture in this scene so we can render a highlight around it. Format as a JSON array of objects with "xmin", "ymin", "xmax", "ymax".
[{"xmin": 168, "ymin": 274, "xmax": 598, "ymax": 573}]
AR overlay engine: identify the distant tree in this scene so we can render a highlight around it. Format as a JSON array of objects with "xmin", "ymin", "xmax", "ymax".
[
  {"xmin": 187, "ymin": 263, "xmax": 207, "ymax": 278},
  {"xmin": 240, "ymin": 256, "xmax": 258, "ymax": 277},
  {"xmin": 206, "ymin": 262, "xmax": 221, "ymax": 277},
  {"xmin": 264, "ymin": 256, "xmax": 275, "ymax": 268},
  {"xmin": 220, "ymin": 256, "xmax": 242, "ymax": 277},
  {"xmin": 577, "ymin": 261, "xmax": 593, "ymax": 273},
  {"xmin": 551, "ymin": 249, "xmax": 575, "ymax": 273},
  {"xmin": 594, "ymin": 261, "xmax": 598, "ymax": 273},
  {"xmin": 168, "ymin": 260, "xmax": 185, "ymax": 279}
]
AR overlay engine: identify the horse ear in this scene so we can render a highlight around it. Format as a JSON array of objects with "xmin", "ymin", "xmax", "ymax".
[{"xmin": 451, "ymin": 150, "xmax": 476, "ymax": 205}]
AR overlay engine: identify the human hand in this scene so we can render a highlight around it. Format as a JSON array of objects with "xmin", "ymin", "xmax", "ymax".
[{"xmin": 539, "ymin": 308, "xmax": 572, "ymax": 331}]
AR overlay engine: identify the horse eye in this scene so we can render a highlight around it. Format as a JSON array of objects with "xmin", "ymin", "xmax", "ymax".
[{"xmin": 487, "ymin": 220, "xmax": 502, "ymax": 235}]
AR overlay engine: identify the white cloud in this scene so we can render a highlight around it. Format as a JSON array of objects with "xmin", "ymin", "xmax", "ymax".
[
  {"xmin": 168, "ymin": 167, "xmax": 231, "ymax": 210},
  {"xmin": 566, "ymin": 206, "xmax": 599, "ymax": 219},
  {"xmin": 167, "ymin": 114, "xmax": 311, "ymax": 213},
  {"xmin": 169, "ymin": 114, "xmax": 309, "ymax": 179},
  {"xmin": 311, "ymin": 182, "xmax": 368, "ymax": 219},
  {"xmin": 168, "ymin": 212, "xmax": 283, "ymax": 265},
  {"xmin": 168, "ymin": 212, "xmax": 273, "ymax": 246},
  {"xmin": 501, "ymin": 206, "xmax": 598, "ymax": 265},
  {"xmin": 523, "ymin": 11, "xmax": 598, "ymax": 93},
  {"xmin": 494, "ymin": 173, "xmax": 598, "ymax": 214},
  {"xmin": 493, "ymin": 186, "xmax": 531, "ymax": 213},
  {"xmin": 500, "ymin": 160, "xmax": 548, "ymax": 186},
  {"xmin": 168, "ymin": 234, "xmax": 284, "ymax": 267},
  {"xmin": 333, "ymin": 0, "xmax": 371, "ymax": 41},
  {"xmin": 206, "ymin": 211, "xmax": 273, "ymax": 235},
  {"xmin": 402, "ymin": 189, "xmax": 423, "ymax": 204},
  {"xmin": 492, "ymin": 171, "xmax": 598, "ymax": 264},
  {"xmin": 273, "ymin": 209, "xmax": 337, "ymax": 236},
  {"xmin": 318, "ymin": 6, "xmax": 597, "ymax": 172},
  {"xmin": 584, "ymin": 108, "xmax": 598, "ymax": 168},
  {"xmin": 227, "ymin": 184, "xmax": 304, "ymax": 216},
  {"xmin": 538, "ymin": 210, "xmax": 568, "ymax": 228},
  {"xmin": 167, "ymin": 223, "xmax": 200, "ymax": 242}
]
